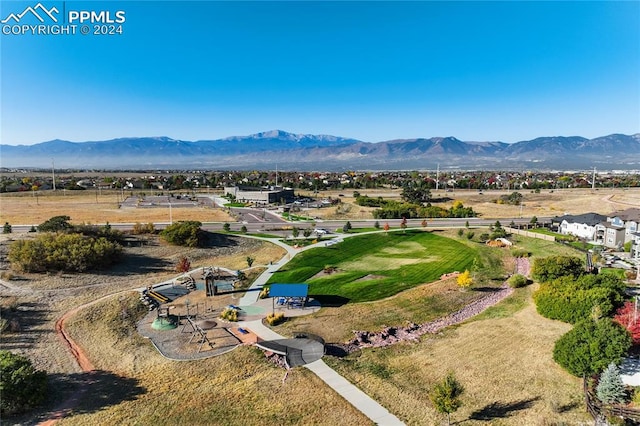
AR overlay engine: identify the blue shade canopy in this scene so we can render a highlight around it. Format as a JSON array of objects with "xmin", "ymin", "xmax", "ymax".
[{"xmin": 269, "ymin": 284, "xmax": 308, "ymax": 298}]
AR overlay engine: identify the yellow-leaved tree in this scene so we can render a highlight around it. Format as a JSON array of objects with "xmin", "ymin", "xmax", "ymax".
[{"xmin": 456, "ymin": 270, "xmax": 473, "ymax": 290}]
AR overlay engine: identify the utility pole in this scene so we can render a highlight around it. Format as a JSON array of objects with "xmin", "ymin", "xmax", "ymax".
[
  {"xmin": 436, "ymin": 163, "xmax": 440, "ymax": 191},
  {"xmin": 51, "ymin": 159, "xmax": 56, "ymax": 191},
  {"xmin": 592, "ymin": 167, "xmax": 596, "ymax": 191}
]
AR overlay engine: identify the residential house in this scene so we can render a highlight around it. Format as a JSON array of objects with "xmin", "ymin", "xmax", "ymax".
[
  {"xmin": 595, "ymin": 222, "xmax": 626, "ymax": 249},
  {"xmin": 631, "ymin": 232, "xmax": 640, "ymax": 262},
  {"xmin": 607, "ymin": 208, "xmax": 640, "ymax": 244},
  {"xmin": 554, "ymin": 213, "xmax": 607, "ymax": 241}
]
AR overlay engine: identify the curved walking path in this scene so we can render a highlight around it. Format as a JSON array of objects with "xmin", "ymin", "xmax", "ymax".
[{"xmin": 240, "ymin": 319, "xmax": 405, "ymax": 426}]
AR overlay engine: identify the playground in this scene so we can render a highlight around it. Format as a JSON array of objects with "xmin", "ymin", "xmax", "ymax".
[{"xmin": 136, "ymin": 266, "xmax": 322, "ymax": 361}]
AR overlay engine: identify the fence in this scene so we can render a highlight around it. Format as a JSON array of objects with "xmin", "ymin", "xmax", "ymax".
[
  {"xmin": 584, "ymin": 378, "xmax": 640, "ymax": 422},
  {"xmin": 506, "ymin": 227, "xmax": 556, "ymax": 242}
]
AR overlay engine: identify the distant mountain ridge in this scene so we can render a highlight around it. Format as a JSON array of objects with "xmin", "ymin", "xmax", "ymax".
[{"xmin": 1, "ymin": 130, "xmax": 639, "ymax": 171}]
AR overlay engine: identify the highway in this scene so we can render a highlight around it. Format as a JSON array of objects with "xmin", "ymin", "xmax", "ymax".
[{"xmin": 9, "ymin": 206, "xmax": 551, "ymax": 235}]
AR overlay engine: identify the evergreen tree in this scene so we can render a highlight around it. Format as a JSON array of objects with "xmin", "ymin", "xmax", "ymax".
[{"xmin": 596, "ymin": 362, "xmax": 626, "ymax": 404}]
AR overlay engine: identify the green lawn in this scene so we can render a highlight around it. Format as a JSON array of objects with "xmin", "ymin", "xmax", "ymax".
[{"xmin": 268, "ymin": 230, "xmax": 478, "ymax": 302}]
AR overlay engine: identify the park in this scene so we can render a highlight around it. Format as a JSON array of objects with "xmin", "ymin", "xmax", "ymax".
[{"xmin": 2, "ymin": 187, "xmax": 639, "ymax": 424}]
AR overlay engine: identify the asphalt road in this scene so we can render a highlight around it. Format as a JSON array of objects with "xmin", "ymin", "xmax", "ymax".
[{"xmin": 9, "ymin": 215, "xmax": 550, "ymax": 235}]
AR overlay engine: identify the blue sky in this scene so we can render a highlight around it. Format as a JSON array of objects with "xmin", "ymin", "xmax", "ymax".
[{"xmin": 1, "ymin": 1, "xmax": 639, "ymax": 145}]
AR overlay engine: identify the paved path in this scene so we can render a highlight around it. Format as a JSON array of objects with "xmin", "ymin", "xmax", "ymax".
[{"xmin": 240, "ymin": 320, "xmax": 405, "ymax": 426}]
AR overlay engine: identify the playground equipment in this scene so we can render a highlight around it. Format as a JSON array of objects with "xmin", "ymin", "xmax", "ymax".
[
  {"xmin": 182, "ymin": 317, "xmax": 214, "ymax": 353},
  {"xmin": 140, "ymin": 289, "xmax": 160, "ymax": 311},
  {"xmin": 203, "ymin": 267, "xmax": 237, "ymax": 296},
  {"xmin": 151, "ymin": 306, "xmax": 178, "ymax": 330},
  {"xmin": 175, "ymin": 275, "xmax": 196, "ymax": 290}
]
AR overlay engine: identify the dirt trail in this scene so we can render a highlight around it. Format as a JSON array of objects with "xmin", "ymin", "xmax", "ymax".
[{"xmin": 38, "ymin": 292, "xmax": 127, "ymax": 426}]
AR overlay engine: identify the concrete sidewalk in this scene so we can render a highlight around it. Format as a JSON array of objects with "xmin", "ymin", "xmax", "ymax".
[
  {"xmin": 305, "ymin": 360, "xmax": 405, "ymax": 426},
  {"xmin": 241, "ymin": 319, "xmax": 405, "ymax": 426}
]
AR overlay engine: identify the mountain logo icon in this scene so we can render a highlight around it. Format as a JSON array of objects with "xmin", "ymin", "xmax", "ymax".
[{"xmin": 1, "ymin": 3, "xmax": 59, "ymax": 24}]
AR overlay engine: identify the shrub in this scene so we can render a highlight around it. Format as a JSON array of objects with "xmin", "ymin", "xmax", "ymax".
[
  {"xmin": 160, "ymin": 221, "xmax": 203, "ymax": 247},
  {"xmin": 219, "ymin": 307, "xmax": 238, "ymax": 322},
  {"xmin": 265, "ymin": 312, "xmax": 285, "ymax": 326},
  {"xmin": 632, "ymin": 387, "xmax": 640, "ymax": 407},
  {"xmin": 240, "ymin": 225, "xmax": 248, "ymax": 234},
  {"xmin": 553, "ymin": 318, "xmax": 631, "ymax": 377},
  {"xmin": 0, "ymin": 350, "xmax": 47, "ymax": 415},
  {"xmin": 511, "ymin": 249, "xmax": 531, "ymax": 258},
  {"xmin": 534, "ymin": 274, "xmax": 625, "ymax": 324},
  {"xmin": 3, "ymin": 222, "xmax": 11, "ymax": 234},
  {"xmin": 478, "ymin": 233, "xmax": 490, "ymax": 243},
  {"xmin": 258, "ymin": 287, "xmax": 269, "ymax": 299},
  {"xmin": 508, "ymin": 274, "xmax": 528, "ymax": 288},
  {"xmin": 37, "ymin": 215, "xmax": 72, "ymax": 232},
  {"xmin": 132, "ymin": 222, "xmax": 155, "ymax": 234},
  {"xmin": 531, "ymin": 255, "xmax": 584, "ymax": 282},
  {"xmin": 456, "ymin": 270, "xmax": 473, "ymax": 289},
  {"xmin": 8, "ymin": 233, "xmax": 122, "ymax": 272},
  {"xmin": 457, "ymin": 229, "xmax": 464, "ymax": 237},
  {"xmin": 614, "ymin": 301, "xmax": 640, "ymax": 344},
  {"xmin": 465, "ymin": 231, "xmax": 474, "ymax": 240},
  {"xmin": 176, "ymin": 256, "xmax": 190, "ymax": 273}
]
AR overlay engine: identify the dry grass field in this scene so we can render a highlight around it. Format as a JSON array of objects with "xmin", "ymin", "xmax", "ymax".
[
  {"xmin": 0, "ymin": 190, "xmax": 233, "ymax": 225},
  {"xmin": 326, "ymin": 287, "xmax": 588, "ymax": 425},
  {"xmin": 302, "ymin": 187, "xmax": 640, "ymax": 220},
  {"xmin": 2, "ymin": 187, "xmax": 639, "ymax": 227}
]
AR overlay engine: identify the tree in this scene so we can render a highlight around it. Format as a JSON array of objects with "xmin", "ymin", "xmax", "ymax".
[
  {"xmin": 614, "ymin": 300, "xmax": 640, "ymax": 344},
  {"xmin": 240, "ymin": 225, "xmax": 247, "ymax": 233},
  {"xmin": 401, "ymin": 181, "xmax": 431, "ymax": 204},
  {"xmin": 0, "ymin": 350, "xmax": 47, "ymax": 415},
  {"xmin": 292, "ymin": 226, "xmax": 300, "ymax": 238},
  {"xmin": 343, "ymin": 221, "xmax": 352, "ymax": 233},
  {"xmin": 457, "ymin": 270, "xmax": 473, "ymax": 289},
  {"xmin": 246, "ymin": 256, "xmax": 255, "ymax": 267},
  {"xmin": 531, "ymin": 256, "xmax": 584, "ymax": 282},
  {"xmin": 3, "ymin": 222, "xmax": 11, "ymax": 234},
  {"xmin": 374, "ymin": 221, "xmax": 380, "ymax": 229},
  {"xmin": 464, "ymin": 220, "xmax": 469, "ymax": 229},
  {"xmin": 430, "ymin": 372, "xmax": 464, "ymax": 426},
  {"xmin": 597, "ymin": 362, "xmax": 626, "ymax": 405},
  {"xmin": 160, "ymin": 221, "xmax": 203, "ymax": 247},
  {"xmin": 303, "ymin": 228, "xmax": 313, "ymax": 238},
  {"xmin": 176, "ymin": 256, "xmax": 190, "ymax": 273},
  {"xmin": 37, "ymin": 215, "xmax": 72, "ymax": 232},
  {"xmin": 530, "ymin": 216, "xmax": 538, "ymax": 228},
  {"xmin": 223, "ymin": 223, "xmax": 231, "ymax": 232},
  {"xmin": 553, "ymin": 318, "xmax": 632, "ymax": 377}
]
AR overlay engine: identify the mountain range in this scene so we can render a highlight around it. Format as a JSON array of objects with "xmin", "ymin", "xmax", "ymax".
[{"xmin": 1, "ymin": 130, "xmax": 639, "ymax": 171}]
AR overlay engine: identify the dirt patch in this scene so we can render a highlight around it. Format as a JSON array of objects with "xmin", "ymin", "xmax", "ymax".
[{"xmin": 354, "ymin": 274, "xmax": 387, "ymax": 282}]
